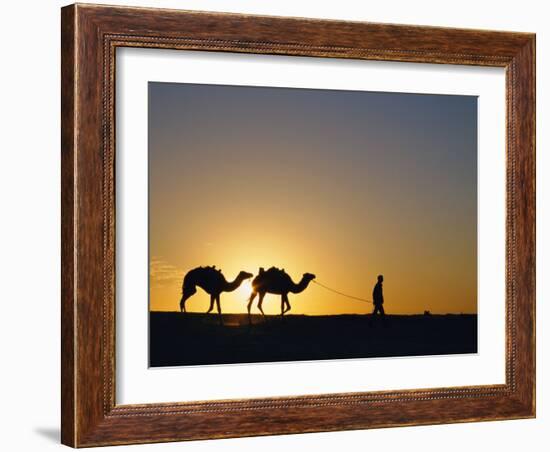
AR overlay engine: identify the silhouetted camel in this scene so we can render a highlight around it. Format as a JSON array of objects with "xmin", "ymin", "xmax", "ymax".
[
  {"xmin": 180, "ymin": 266, "xmax": 253, "ymax": 323},
  {"xmin": 247, "ymin": 267, "xmax": 316, "ymax": 318}
]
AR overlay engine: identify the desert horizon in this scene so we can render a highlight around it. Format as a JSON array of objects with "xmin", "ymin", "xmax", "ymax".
[{"xmin": 149, "ymin": 308, "xmax": 477, "ymax": 315}]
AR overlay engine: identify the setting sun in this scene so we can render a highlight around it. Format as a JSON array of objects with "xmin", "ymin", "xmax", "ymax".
[{"xmin": 238, "ymin": 279, "xmax": 253, "ymax": 299}]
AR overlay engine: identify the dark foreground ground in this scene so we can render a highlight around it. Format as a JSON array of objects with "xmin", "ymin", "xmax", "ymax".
[{"xmin": 149, "ymin": 312, "xmax": 477, "ymax": 367}]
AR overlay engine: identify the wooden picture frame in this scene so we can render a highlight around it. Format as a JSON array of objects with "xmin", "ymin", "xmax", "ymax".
[{"xmin": 61, "ymin": 3, "xmax": 535, "ymax": 447}]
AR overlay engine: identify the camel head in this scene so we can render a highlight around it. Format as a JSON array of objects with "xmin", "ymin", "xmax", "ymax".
[
  {"xmin": 237, "ymin": 271, "xmax": 254, "ymax": 281},
  {"xmin": 303, "ymin": 273, "xmax": 316, "ymax": 283}
]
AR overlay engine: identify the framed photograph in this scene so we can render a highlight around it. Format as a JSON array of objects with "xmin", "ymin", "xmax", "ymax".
[{"xmin": 61, "ymin": 3, "xmax": 535, "ymax": 447}]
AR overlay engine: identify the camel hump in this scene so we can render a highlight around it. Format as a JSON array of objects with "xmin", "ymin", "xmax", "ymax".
[
  {"xmin": 205, "ymin": 265, "xmax": 222, "ymax": 275},
  {"xmin": 264, "ymin": 266, "xmax": 287, "ymax": 278},
  {"xmin": 188, "ymin": 265, "xmax": 222, "ymax": 279}
]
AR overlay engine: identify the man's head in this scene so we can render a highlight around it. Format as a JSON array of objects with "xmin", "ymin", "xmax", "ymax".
[{"xmin": 377, "ymin": 275, "xmax": 384, "ymax": 283}]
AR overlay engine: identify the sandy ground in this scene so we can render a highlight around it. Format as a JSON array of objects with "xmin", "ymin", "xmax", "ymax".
[{"xmin": 149, "ymin": 312, "xmax": 477, "ymax": 367}]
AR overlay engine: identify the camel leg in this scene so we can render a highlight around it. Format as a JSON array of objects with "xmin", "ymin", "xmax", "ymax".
[
  {"xmin": 247, "ymin": 292, "xmax": 257, "ymax": 315},
  {"xmin": 282, "ymin": 293, "xmax": 291, "ymax": 314},
  {"xmin": 180, "ymin": 287, "xmax": 196, "ymax": 313},
  {"xmin": 247, "ymin": 292, "xmax": 257, "ymax": 325},
  {"xmin": 257, "ymin": 292, "xmax": 266, "ymax": 317},
  {"xmin": 180, "ymin": 295, "xmax": 187, "ymax": 313},
  {"xmin": 215, "ymin": 295, "xmax": 223, "ymax": 325},
  {"xmin": 180, "ymin": 293, "xmax": 191, "ymax": 313},
  {"xmin": 206, "ymin": 295, "xmax": 215, "ymax": 314}
]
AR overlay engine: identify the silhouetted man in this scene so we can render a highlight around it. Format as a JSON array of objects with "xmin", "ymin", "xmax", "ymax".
[{"xmin": 372, "ymin": 275, "xmax": 385, "ymax": 318}]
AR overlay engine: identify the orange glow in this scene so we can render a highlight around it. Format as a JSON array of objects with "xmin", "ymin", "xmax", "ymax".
[{"xmin": 148, "ymin": 83, "xmax": 477, "ymax": 316}]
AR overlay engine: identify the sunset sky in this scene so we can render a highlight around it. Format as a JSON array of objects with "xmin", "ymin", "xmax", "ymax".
[{"xmin": 148, "ymin": 82, "xmax": 477, "ymax": 315}]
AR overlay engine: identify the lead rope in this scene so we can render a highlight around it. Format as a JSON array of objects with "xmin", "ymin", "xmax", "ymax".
[{"xmin": 312, "ymin": 280, "xmax": 372, "ymax": 304}]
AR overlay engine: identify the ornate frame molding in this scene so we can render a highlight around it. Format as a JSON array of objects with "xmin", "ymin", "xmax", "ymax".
[{"xmin": 62, "ymin": 4, "xmax": 535, "ymax": 447}]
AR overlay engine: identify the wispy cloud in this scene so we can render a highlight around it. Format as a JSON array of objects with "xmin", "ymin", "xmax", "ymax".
[{"xmin": 150, "ymin": 257, "xmax": 184, "ymax": 288}]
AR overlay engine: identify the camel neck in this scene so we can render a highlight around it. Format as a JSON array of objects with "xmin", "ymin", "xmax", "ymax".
[
  {"xmin": 224, "ymin": 276, "xmax": 243, "ymax": 292},
  {"xmin": 290, "ymin": 277, "xmax": 310, "ymax": 294}
]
